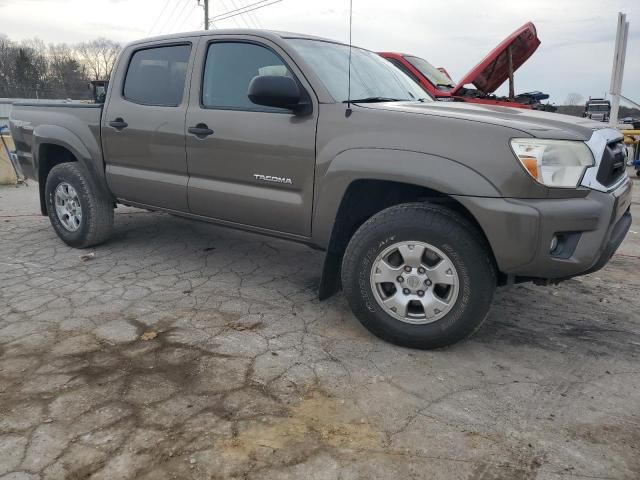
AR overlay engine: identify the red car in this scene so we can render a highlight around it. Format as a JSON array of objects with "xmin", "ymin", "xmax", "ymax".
[{"xmin": 379, "ymin": 22, "xmax": 544, "ymax": 109}]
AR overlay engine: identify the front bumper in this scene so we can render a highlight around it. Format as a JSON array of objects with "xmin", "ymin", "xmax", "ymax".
[{"xmin": 454, "ymin": 175, "xmax": 633, "ymax": 280}]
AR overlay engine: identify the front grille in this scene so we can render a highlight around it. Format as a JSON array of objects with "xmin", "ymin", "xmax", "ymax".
[{"xmin": 596, "ymin": 140, "xmax": 627, "ymax": 187}]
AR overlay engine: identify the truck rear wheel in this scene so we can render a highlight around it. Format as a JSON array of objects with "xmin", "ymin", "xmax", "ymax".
[
  {"xmin": 45, "ymin": 163, "xmax": 114, "ymax": 248},
  {"xmin": 341, "ymin": 203, "xmax": 496, "ymax": 349}
]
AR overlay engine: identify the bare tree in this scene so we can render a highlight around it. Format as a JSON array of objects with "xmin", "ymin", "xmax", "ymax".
[
  {"xmin": 565, "ymin": 92, "xmax": 584, "ymax": 106},
  {"xmin": 18, "ymin": 39, "xmax": 49, "ymax": 97},
  {"xmin": 0, "ymin": 35, "xmax": 17, "ymax": 96},
  {"xmin": 48, "ymin": 43, "xmax": 88, "ymax": 99},
  {"xmin": 75, "ymin": 38, "xmax": 121, "ymax": 81},
  {"xmin": 0, "ymin": 34, "xmax": 121, "ymax": 99}
]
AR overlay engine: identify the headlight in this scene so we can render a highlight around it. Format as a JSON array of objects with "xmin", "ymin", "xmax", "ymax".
[{"xmin": 510, "ymin": 139, "xmax": 594, "ymax": 188}]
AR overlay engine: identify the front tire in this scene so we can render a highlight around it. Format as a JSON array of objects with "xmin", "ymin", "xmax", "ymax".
[
  {"xmin": 341, "ymin": 203, "xmax": 496, "ymax": 349},
  {"xmin": 45, "ymin": 163, "xmax": 114, "ymax": 248}
]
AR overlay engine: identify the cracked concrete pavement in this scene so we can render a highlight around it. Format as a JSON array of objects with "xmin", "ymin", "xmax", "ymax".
[{"xmin": 0, "ymin": 177, "xmax": 639, "ymax": 480}]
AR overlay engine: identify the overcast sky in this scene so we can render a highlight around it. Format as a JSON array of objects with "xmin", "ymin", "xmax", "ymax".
[{"xmin": 0, "ymin": 0, "xmax": 638, "ymax": 104}]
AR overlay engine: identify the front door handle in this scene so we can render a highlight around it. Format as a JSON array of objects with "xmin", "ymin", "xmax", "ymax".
[
  {"xmin": 109, "ymin": 118, "xmax": 128, "ymax": 130},
  {"xmin": 188, "ymin": 123, "xmax": 214, "ymax": 138}
]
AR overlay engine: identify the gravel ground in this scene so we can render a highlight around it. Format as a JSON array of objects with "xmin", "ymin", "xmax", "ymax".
[{"xmin": 0, "ymin": 176, "xmax": 639, "ymax": 480}]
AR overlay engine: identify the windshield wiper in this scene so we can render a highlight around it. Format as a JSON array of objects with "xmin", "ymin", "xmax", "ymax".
[
  {"xmin": 436, "ymin": 83, "xmax": 455, "ymax": 88},
  {"xmin": 344, "ymin": 97, "xmax": 404, "ymax": 103}
]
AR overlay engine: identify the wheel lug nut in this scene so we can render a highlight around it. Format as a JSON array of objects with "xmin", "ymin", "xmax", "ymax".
[
  {"xmin": 417, "ymin": 290, "xmax": 424, "ymax": 297},
  {"xmin": 425, "ymin": 279, "xmax": 432, "ymax": 286},
  {"xmin": 418, "ymin": 267, "xmax": 426, "ymax": 274},
  {"xmin": 403, "ymin": 266, "xmax": 412, "ymax": 272},
  {"xmin": 397, "ymin": 276, "xmax": 404, "ymax": 283},
  {"xmin": 402, "ymin": 288, "xmax": 410, "ymax": 295}
]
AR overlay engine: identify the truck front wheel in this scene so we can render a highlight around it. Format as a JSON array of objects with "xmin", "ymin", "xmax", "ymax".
[
  {"xmin": 341, "ymin": 203, "xmax": 496, "ymax": 349},
  {"xmin": 45, "ymin": 163, "xmax": 114, "ymax": 248}
]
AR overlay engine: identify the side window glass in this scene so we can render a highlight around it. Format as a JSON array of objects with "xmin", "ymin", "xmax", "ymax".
[
  {"xmin": 124, "ymin": 44, "xmax": 191, "ymax": 106},
  {"xmin": 202, "ymin": 42, "xmax": 293, "ymax": 112}
]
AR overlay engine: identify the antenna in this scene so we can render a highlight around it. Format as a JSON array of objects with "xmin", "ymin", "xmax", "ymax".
[{"xmin": 346, "ymin": 0, "xmax": 353, "ymax": 117}]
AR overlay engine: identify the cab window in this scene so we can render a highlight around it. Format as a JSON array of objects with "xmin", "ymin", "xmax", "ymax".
[
  {"xmin": 201, "ymin": 42, "xmax": 293, "ymax": 112},
  {"xmin": 123, "ymin": 44, "xmax": 191, "ymax": 106}
]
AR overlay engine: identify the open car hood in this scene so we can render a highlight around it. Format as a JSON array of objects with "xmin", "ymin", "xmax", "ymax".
[{"xmin": 450, "ymin": 22, "xmax": 540, "ymax": 96}]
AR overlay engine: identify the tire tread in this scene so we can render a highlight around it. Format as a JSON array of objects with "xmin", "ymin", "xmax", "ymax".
[
  {"xmin": 341, "ymin": 202, "xmax": 496, "ymax": 349},
  {"xmin": 45, "ymin": 163, "xmax": 114, "ymax": 248}
]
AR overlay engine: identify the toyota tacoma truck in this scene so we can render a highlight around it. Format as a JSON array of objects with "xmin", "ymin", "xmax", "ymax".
[{"xmin": 9, "ymin": 29, "xmax": 632, "ymax": 349}]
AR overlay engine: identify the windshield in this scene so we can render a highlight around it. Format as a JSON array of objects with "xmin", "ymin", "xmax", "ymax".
[
  {"xmin": 288, "ymin": 39, "xmax": 429, "ymax": 103},
  {"xmin": 588, "ymin": 104, "xmax": 610, "ymax": 112},
  {"xmin": 405, "ymin": 55, "xmax": 455, "ymax": 89}
]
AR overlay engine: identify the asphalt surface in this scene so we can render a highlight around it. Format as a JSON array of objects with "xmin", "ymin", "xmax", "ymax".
[{"xmin": 0, "ymin": 176, "xmax": 639, "ymax": 480}]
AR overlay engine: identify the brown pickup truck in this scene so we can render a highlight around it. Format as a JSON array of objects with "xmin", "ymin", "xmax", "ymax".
[{"xmin": 9, "ymin": 29, "xmax": 632, "ymax": 349}]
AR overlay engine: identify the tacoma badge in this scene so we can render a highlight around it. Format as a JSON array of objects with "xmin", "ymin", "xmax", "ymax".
[{"xmin": 253, "ymin": 174, "xmax": 293, "ymax": 185}]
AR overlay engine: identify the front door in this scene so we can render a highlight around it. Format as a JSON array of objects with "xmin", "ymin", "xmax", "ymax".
[
  {"xmin": 103, "ymin": 41, "xmax": 196, "ymax": 211},
  {"xmin": 185, "ymin": 38, "xmax": 317, "ymax": 237}
]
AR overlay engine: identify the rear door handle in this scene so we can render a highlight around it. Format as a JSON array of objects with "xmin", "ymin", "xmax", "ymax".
[
  {"xmin": 188, "ymin": 123, "xmax": 214, "ymax": 138},
  {"xmin": 109, "ymin": 118, "xmax": 128, "ymax": 130}
]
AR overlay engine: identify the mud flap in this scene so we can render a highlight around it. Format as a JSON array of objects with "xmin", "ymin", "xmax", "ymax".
[{"xmin": 318, "ymin": 250, "xmax": 342, "ymax": 300}]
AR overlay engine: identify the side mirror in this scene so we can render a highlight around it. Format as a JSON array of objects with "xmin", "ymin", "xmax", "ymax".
[{"xmin": 248, "ymin": 75, "xmax": 310, "ymax": 115}]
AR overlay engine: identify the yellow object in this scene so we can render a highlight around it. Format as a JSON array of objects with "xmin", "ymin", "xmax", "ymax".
[
  {"xmin": 0, "ymin": 134, "xmax": 17, "ymax": 185},
  {"xmin": 622, "ymin": 130, "xmax": 640, "ymax": 145},
  {"xmin": 521, "ymin": 156, "xmax": 539, "ymax": 179}
]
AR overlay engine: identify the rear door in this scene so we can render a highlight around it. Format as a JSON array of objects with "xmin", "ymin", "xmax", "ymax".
[
  {"xmin": 102, "ymin": 40, "xmax": 196, "ymax": 211},
  {"xmin": 185, "ymin": 36, "xmax": 317, "ymax": 237}
]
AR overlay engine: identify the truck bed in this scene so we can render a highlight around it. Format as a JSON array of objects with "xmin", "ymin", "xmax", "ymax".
[{"xmin": 10, "ymin": 102, "xmax": 103, "ymax": 182}]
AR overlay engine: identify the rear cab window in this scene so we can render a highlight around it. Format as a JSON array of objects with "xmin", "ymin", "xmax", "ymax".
[{"xmin": 123, "ymin": 44, "xmax": 192, "ymax": 106}]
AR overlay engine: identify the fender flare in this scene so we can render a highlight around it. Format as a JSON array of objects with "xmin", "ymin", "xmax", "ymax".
[
  {"xmin": 33, "ymin": 125, "xmax": 113, "ymax": 212},
  {"xmin": 312, "ymin": 148, "xmax": 502, "ymax": 248}
]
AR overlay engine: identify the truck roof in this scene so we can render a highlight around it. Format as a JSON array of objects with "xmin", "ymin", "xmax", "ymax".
[{"xmin": 128, "ymin": 29, "xmax": 348, "ymax": 48}]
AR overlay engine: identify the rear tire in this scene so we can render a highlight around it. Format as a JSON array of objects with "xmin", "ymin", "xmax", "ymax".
[
  {"xmin": 45, "ymin": 163, "xmax": 114, "ymax": 248},
  {"xmin": 341, "ymin": 203, "xmax": 496, "ymax": 349}
]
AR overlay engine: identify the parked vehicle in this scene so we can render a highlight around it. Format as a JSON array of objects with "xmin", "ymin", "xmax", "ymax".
[
  {"xmin": 621, "ymin": 116, "xmax": 640, "ymax": 129},
  {"xmin": 9, "ymin": 29, "xmax": 632, "ymax": 349},
  {"xmin": 583, "ymin": 98, "xmax": 611, "ymax": 122},
  {"xmin": 379, "ymin": 23, "xmax": 549, "ymax": 110}
]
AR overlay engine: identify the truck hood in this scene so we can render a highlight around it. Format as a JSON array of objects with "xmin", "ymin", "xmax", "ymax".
[
  {"xmin": 450, "ymin": 22, "xmax": 540, "ymax": 96},
  {"xmin": 358, "ymin": 101, "xmax": 604, "ymax": 141}
]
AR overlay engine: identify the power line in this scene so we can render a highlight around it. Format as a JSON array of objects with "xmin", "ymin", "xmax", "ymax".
[
  {"xmin": 157, "ymin": 0, "xmax": 189, "ymax": 34},
  {"xmin": 171, "ymin": 0, "xmax": 195, "ymax": 32},
  {"xmin": 199, "ymin": 19, "xmax": 216, "ymax": 29},
  {"xmin": 211, "ymin": 0, "xmax": 282, "ymax": 22},
  {"xmin": 240, "ymin": 0, "xmax": 264, "ymax": 28},
  {"xmin": 147, "ymin": 0, "xmax": 172, "ymax": 36},
  {"xmin": 219, "ymin": 0, "xmax": 246, "ymax": 27},
  {"xmin": 248, "ymin": 10, "xmax": 263, "ymax": 28},
  {"xmin": 230, "ymin": 0, "xmax": 259, "ymax": 28},
  {"xmin": 209, "ymin": 0, "xmax": 271, "ymax": 21},
  {"xmin": 175, "ymin": 2, "xmax": 199, "ymax": 32}
]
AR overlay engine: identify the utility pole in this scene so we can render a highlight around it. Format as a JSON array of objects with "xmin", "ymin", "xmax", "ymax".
[
  {"xmin": 609, "ymin": 12, "xmax": 628, "ymax": 127},
  {"xmin": 199, "ymin": 0, "xmax": 210, "ymax": 30}
]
